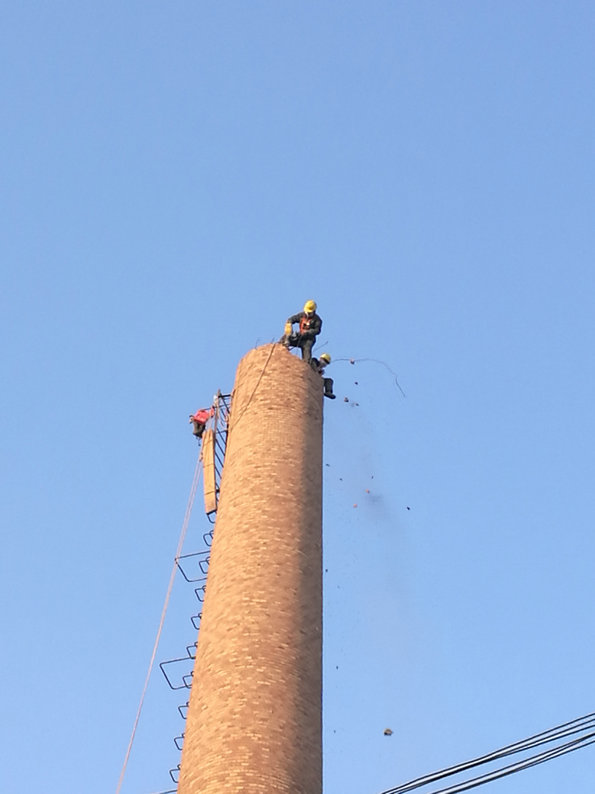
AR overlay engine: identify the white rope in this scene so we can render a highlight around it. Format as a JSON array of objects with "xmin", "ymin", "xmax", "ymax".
[{"xmin": 115, "ymin": 455, "xmax": 203, "ymax": 794}]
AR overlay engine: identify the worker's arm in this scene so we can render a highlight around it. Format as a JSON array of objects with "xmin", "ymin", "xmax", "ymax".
[{"xmin": 287, "ymin": 313, "xmax": 302, "ymax": 325}]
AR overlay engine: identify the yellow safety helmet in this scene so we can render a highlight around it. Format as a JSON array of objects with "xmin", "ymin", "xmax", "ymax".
[
  {"xmin": 319, "ymin": 352, "xmax": 331, "ymax": 365},
  {"xmin": 304, "ymin": 299, "xmax": 317, "ymax": 314}
]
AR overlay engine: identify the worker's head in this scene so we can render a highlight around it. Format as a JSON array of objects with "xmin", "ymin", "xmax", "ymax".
[
  {"xmin": 304, "ymin": 299, "xmax": 317, "ymax": 316},
  {"xmin": 319, "ymin": 352, "xmax": 331, "ymax": 365}
]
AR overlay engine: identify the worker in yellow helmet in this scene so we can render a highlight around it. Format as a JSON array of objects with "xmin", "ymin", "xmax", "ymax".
[
  {"xmin": 281, "ymin": 299, "xmax": 322, "ymax": 363},
  {"xmin": 311, "ymin": 352, "xmax": 336, "ymax": 399}
]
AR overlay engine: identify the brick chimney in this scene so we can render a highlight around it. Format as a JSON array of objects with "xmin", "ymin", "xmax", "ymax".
[{"xmin": 178, "ymin": 343, "xmax": 323, "ymax": 794}]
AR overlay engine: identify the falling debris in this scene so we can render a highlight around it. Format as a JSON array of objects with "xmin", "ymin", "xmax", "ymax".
[
  {"xmin": 384, "ymin": 728, "xmax": 393, "ymax": 737},
  {"xmin": 343, "ymin": 397, "xmax": 349, "ymax": 402},
  {"xmin": 407, "ymin": 506, "xmax": 411, "ymax": 510},
  {"xmin": 354, "ymin": 381, "xmax": 359, "ymax": 385},
  {"xmin": 349, "ymin": 359, "xmax": 355, "ymax": 364},
  {"xmin": 325, "ymin": 463, "xmax": 330, "ymax": 467},
  {"xmin": 365, "ymin": 489, "xmax": 370, "ymax": 494},
  {"xmin": 353, "ymin": 503, "xmax": 358, "ymax": 508}
]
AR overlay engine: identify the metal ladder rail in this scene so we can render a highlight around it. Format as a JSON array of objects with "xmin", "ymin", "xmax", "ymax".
[{"xmin": 153, "ymin": 391, "xmax": 232, "ymax": 792}]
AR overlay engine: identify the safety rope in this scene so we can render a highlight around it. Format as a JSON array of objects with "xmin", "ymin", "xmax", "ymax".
[
  {"xmin": 114, "ymin": 454, "xmax": 203, "ymax": 794},
  {"xmin": 232, "ymin": 342, "xmax": 277, "ymax": 428}
]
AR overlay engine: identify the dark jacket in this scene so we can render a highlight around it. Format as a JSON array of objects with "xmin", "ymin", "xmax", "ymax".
[
  {"xmin": 310, "ymin": 357, "xmax": 327, "ymax": 375},
  {"xmin": 287, "ymin": 311, "xmax": 322, "ymax": 340}
]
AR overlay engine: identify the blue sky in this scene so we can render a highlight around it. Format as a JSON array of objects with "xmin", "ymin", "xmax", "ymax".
[{"xmin": 2, "ymin": 2, "xmax": 595, "ymax": 792}]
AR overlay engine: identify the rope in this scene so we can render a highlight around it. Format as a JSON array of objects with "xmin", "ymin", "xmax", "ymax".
[
  {"xmin": 334, "ymin": 356, "xmax": 407, "ymax": 397},
  {"xmin": 114, "ymin": 454, "xmax": 203, "ymax": 794},
  {"xmin": 232, "ymin": 342, "xmax": 277, "ymax": 428}
]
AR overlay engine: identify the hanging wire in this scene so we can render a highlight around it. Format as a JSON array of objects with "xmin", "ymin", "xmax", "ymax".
[
  {"xmin": 232, "ymin": 342, "xmax": 277, "ymax": 428},
  {"xmin": 114, "ymin": 454, "xmax": 203, "ymax": 794},
  {"xmin": 377, "ymin": 711, "xmax": 595, "ymax": 794},
  {"xmin": 334, "ymin": 357, "xmax": 407, "ymax": 397}
]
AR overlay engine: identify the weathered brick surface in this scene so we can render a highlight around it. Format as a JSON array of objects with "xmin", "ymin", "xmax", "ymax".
[{"xmin": 178, "ymin": 344, "xmax": 323, "ymax": 794}]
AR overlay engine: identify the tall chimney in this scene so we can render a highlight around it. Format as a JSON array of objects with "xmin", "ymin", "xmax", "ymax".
[{"xmin": 178, "ymin": 343, "xmax": 323, "ymax": 794}]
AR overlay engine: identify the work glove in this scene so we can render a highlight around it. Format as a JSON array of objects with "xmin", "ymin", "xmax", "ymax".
[{"xmin": 284, "ymin": 322, "xmax": 292, "ymax": 335}]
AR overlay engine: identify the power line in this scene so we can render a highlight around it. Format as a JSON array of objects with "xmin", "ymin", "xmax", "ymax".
[
  {"xmin": 425, "ymin": 733, "xmax": 595, "ymax": 794},
  {"xmin": 377, "ymin": 711, "xmax": 595, "ymax": 794}
]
